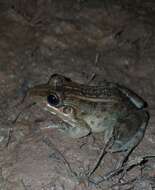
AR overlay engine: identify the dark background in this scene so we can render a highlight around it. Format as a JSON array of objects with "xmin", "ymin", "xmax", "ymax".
[{"xmin": 0, "ymin": 1, "xmax": 154, "ymax": 189}]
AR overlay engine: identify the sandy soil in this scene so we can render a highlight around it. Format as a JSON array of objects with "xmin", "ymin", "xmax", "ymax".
[{"xmin": 0, "ymin": 0, "xmax": 155, "ymax": 189}]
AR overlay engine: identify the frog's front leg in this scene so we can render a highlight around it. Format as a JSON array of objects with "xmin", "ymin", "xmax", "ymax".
[{"xmin": 48, "ymin": 119, "xmax": 91, "ymax": 139}]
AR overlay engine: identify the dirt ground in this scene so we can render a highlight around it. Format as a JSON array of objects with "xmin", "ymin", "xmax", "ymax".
[{"xmin": 0, "ymin": 0, "xmax": 155, "ymax": 189}]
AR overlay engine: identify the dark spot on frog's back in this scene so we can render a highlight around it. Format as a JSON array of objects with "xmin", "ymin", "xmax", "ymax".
[{"xmin": 81, "ymin": 86, "xmax": 113, "ymax": 97}]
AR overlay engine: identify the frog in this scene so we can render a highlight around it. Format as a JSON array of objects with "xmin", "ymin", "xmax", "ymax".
[{"xmin": 27, "ymin": 74, "xmax": 149, "ymax": 153}]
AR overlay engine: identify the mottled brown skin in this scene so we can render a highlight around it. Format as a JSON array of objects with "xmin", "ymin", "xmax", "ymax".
[{"xmin": 28, "ymin": 74, "xmax": 149, "ymax": 153}]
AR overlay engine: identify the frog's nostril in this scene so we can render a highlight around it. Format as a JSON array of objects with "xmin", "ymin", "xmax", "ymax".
[{"xmin": 47, "ymin": 94, "xmax": 60, "ymax": 106}]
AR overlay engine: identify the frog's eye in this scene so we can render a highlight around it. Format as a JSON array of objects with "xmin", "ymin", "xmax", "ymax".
[{"xmin": 47, "ymin": 94, "xmax": 60, "ymax": 106}]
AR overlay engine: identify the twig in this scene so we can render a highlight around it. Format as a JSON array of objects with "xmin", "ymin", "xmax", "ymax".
[
  {"xmin": 6, "ymin": 102, "xmax": 36, "ymax": 147},
  {"xmin": 88, "ymin": 136, "xmax": 114, "ymax": 177},
  {"xmin": 87, "ymin": 145, "xmax": 107, "ymax": 177},
  {"xmin": 42, "ymin": 136, "xmax": 78, "ymax": 178},
  {"xmin": 5, "ymin": 127, "xmax": 13, "ymax": 147},
  {"xmin": 94, "ymin": 155, "xmax": 155, "ymax": 185},
  {"xmin": 13, "ymin": 102, "xmax": 36, "ymax": 124},
  {"xmin": 94, "ymin": 53, "xmax": 100, "ymax": 66},
  {"xmin": 87, "ymin": 73, "xmax": 96, "ymax": 85},
  {"xmin": 86, "ymin": 53, "xmax": 100, "ymax": 85},
  {"xmin": 111, "ymin": 178, "xmax": 136, "ymax": 189}
]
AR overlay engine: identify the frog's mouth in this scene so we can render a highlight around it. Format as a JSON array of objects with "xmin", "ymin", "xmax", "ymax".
[{"xmin": 46, "ymin": 104, "xmax": 77, "ymax": 125}]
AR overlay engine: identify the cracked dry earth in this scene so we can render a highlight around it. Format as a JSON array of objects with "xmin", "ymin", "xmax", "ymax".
[{"xmin": 0, "ymin": 1, "xmax": 155, "ymax": 190}]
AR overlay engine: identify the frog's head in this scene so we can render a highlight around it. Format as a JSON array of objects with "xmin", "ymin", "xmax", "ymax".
[{"xmin": 28, "ymin": 74, "xmax": 79, "ymax": 122}]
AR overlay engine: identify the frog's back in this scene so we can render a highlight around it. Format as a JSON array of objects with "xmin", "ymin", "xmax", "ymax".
[
  {"xmin": 64, "ymin": 82, "xmax": 146, "ymax": 111},
  {"xmin": 63, "ymin": 82, "xmax": 125, "ymax": 103},
  {"xmin": 48, "ymin": 74, "xmax": 146, "ymax": 109}
]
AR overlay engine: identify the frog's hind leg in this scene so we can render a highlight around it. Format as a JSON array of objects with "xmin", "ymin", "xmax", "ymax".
[
  {"xmin": 111, "ymin": 110, "xmax": 149, "ymax": 153},
  {"xmin": 88, "ymin": 110, "xmax": 149, "ymax": 184},
  {"xmin": 109, "ymin": 110, "xmax": 149, "ymax": 169}
]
